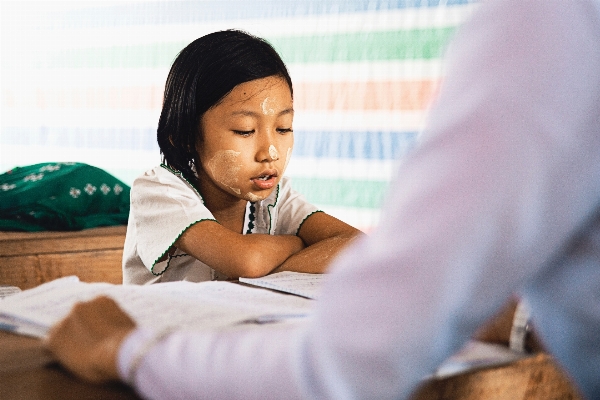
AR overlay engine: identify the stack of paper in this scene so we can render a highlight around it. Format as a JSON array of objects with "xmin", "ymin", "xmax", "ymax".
[
  {"xmin": 240, "ymin": 271, "xmax": 325, "ymax": 299},
  {"xmin": 0, "ymin": 273, "xmax": 319, "ymax": 339}
]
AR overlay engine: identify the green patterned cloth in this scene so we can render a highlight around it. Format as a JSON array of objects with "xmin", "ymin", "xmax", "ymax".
[{"xmin": 0, "ymin": 162, "xmax": 130, "ymax": 231}]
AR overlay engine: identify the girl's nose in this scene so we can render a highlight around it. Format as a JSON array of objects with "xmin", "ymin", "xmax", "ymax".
[{"xmin": 255, "ymin": 139, "xmax": 278, "ymax": 162}]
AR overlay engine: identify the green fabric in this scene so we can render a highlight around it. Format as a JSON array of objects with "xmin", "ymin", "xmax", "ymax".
[{"xmin": 0, "ymin": 162, "xmax": 130, "ymax": 231}]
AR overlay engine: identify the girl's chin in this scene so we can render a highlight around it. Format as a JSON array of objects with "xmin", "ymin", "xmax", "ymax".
[{"xmin": 244, "ymin": 192, "xmax": 267, "ymax": 202}]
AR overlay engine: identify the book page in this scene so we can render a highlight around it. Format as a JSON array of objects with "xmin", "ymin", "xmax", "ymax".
[
  {"xmin": 240, "ymin": 271, "xmax": 326, "ymax": 299},
  {"xmin": 0, "ymin": 276, "xmax": 314, "ymax": 339}
]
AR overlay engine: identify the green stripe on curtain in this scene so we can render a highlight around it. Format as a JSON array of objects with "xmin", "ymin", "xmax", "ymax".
[
  {"xmin": 42, "ymin": 27, "xmax": 456, "ymax": 69},
  {"xmin": 291, "ymin": 178, "xmax": 390, "ymax": 209},
  {"xmin": 271, "ymin": 28, "xmax": 456, "ymax": 63}
]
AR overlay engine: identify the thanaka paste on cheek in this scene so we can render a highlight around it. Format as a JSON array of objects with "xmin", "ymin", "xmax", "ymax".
[
  {"xmin": 283, "ymin": 147, "xmax": 292, "ymax": 174},
  {"xmin": 206, "ymin": 150, "xmax": 242, "ymax": 195},
  {"xmin": 268, "ymin": 145, "xmax": 279, "ymax": 161}
]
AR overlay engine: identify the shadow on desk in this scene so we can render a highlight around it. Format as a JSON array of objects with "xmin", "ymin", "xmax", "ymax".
[{"xmin": 0, "ymin": 329, "xmax": 583, "ymax": 400}]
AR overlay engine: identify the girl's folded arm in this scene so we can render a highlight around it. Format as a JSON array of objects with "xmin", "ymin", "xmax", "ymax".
[
  {"xmin": 174, "ymin": 220, "xmax": 305, "ymax": 279},
  {"xmin": 272, "ymin": 212, "xmax": 364, "ymax": 274}
]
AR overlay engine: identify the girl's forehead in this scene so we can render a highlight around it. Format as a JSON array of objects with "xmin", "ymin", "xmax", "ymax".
[{"xmin": 221, "ymin": 77, "xmax": 292, "ymax": 110}]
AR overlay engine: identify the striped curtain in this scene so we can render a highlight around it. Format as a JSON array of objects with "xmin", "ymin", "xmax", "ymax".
[{"xmin": 1, "ymin": 0, "xmax": 478, "ymax": 232}]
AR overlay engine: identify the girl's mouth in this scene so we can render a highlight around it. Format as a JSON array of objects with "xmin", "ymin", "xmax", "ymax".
[{"xmin": 251, "ymin": 171, "xmax": 278, "ymax": 190}]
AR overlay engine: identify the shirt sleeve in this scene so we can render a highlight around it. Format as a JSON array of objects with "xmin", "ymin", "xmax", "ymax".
[
  {"xmin": 130, "ymin": 167, "xmax": 216, "ymax": 273},
  {"xmin": 118, "ymin": 1, "xmax": 600, "ymax": 399}
]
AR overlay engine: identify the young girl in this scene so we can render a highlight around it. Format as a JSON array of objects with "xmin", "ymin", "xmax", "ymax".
[{"xmin": 123, "ymin": 30, "xmax": 362, "ymax": 284}]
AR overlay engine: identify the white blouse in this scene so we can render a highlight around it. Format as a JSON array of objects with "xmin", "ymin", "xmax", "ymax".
[{"xmin": 122, "ymin": 165, "xmax": 320, "ymax": 284}]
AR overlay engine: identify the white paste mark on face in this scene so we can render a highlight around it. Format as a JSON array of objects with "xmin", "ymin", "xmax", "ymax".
[
  {"xmin": 260, "ymin": 97, "xmax": 275, "ymax": 115},
  {"xmin": 282, "ymin": 147, "xmax": 292, "ymax": 174},
  {"xmin": 206, "ymin": 150, "xmax": 242, "ymax": 195},
  {"xmin": 245, "ymin": 192, "xmax": 262, "ymax": 202},
  {"xmin": 268, "ymin": 145, "xmax": 279, "ymax": 161}
]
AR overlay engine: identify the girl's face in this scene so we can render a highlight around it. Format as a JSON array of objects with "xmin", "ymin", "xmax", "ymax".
[{"xmin": 196, "ymin": 76, "xmax": 294, "ymax": 203}]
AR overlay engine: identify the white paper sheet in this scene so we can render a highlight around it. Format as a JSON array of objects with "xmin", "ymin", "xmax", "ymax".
[
  {"xmin": 0, "ymin": 276, "xmax": 314, "ymax": 339},
  {"xmin": 239, "ymin": 271, "xmax": 325, "ymax": 299},
  {"xmin": 0, "ymin": 285, "xmax": 21, "ymax": 299}
]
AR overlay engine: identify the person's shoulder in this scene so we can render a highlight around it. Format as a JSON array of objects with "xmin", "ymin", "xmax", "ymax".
[
  {"xmin": 132, "ymin": 165, "xmax": 187, "ymax": 186},
  {"xmin": 130, "ymin": 165, "xmax": 182, "ymax": 196},
  {"xmin": 132, "ymin": 165, "xmax": 205, "ymax": 205}
]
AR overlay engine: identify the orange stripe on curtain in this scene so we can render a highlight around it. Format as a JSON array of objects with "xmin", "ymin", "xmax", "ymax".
[
  {"xmin": 4, "ymin": 80, "xmax": 440, "ymax": 112},
  {"xmin": 294, "ymin": 80, "xmax": 441, "ymax": 111}
]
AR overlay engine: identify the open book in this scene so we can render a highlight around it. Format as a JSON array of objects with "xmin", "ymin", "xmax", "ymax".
[
  {"xmin": 240, "ymin": 271, "xmax": 325, "ymax": 299},
  {"xmin": 0, "ymin": 272, "xmax": 319, "ymax": 339}
]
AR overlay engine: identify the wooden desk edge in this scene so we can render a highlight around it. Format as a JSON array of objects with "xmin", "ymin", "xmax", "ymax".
[{"xmin": 0, "ymin": 329, "xmax": 584, "ymax": 400}]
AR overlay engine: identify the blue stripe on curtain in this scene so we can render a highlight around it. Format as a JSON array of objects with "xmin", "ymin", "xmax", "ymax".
[
  {"xmin": 2, "ymin": 127, "xmax": 416, "ymax": 161},
  {"xmin": 293, "ymin": 131, "xmax": 418, "ymax": 160}
]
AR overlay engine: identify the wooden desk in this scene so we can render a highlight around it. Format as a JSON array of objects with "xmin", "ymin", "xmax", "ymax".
[
  {"xmin": 0, "ymin": 329, "xmax": 582, "ymax": 400},
  {"xmin": 410, "ymin": 352, "xmax": 583, "ymax": 400},
  {"xmin": 0, "ymin": 330, "xmax": 138, "ymax": 400},
  {"xmin": 0, "ymin": 226, "xmax": 127, "ymax": 289}
]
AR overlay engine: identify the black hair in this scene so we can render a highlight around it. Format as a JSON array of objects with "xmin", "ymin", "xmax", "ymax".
[{"xmin": 157, "ymin": 30, "xmax": 293, "ymax": 182}]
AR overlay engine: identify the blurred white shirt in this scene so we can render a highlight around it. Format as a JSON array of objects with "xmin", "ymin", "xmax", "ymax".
[{"xmin": 118, "ymin": 1, "xmax": 600, "ymax": 398}]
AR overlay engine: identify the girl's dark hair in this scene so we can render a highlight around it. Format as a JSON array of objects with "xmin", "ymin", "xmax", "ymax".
[{"xmin": 157, "ymin": 30, "xmax": 293, "ymax": 181}]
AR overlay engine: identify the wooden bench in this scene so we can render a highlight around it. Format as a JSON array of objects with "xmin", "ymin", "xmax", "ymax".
[{"xmin": 0, "ymin": 226, "xmax": 126, "ymax": 290}]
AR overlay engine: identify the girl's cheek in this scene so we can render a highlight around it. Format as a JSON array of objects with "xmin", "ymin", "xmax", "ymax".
[
  {"xmin": 282, "ymin": 146, "xmax": 292, "ymax": 174},
  {"xmin": 206, "ymin": 150, "xmax": 242, "ymax": 194},
  {"xmin": 268, "ymin": 145, "xmax": 279, "ymax": 161}
]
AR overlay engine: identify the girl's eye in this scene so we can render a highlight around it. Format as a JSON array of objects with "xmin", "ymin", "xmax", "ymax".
[
  {"xmin": 233, "ymin": 130, "xmax": 254, "ymax": 136},
  {"xmin": 277, "ymin": 128, "xmax": 293, "ymax": 134}
]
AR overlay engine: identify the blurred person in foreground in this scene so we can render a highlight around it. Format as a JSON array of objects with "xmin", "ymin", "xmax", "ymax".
[{"xmin": 46, "ymin": 0, "xmax": 600, "ymax": 398}]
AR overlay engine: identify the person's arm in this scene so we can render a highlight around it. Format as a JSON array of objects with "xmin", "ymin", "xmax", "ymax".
[
  {"xmin": 175, "ymin": 220, "xmax": 305, "ymax": 279},
  {"xmin": 176, "ymin": 213, "xmax": 361, "ymax": 278},
  {"xmin": 271, "ymin": 212, "xmax": 363, "ymax": 274},
  {"xmin": 45, "ymin": 2, "xmax": 600, "ymax": 400}
]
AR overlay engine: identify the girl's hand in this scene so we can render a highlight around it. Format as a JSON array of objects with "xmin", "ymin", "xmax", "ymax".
[
  {"xmin": 273, "ymin": 211, "xmax": 364, "ymax": 274},
  {"xmin": 45, "ymin": 296, "xmax": 136, "ymax": 383}
]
